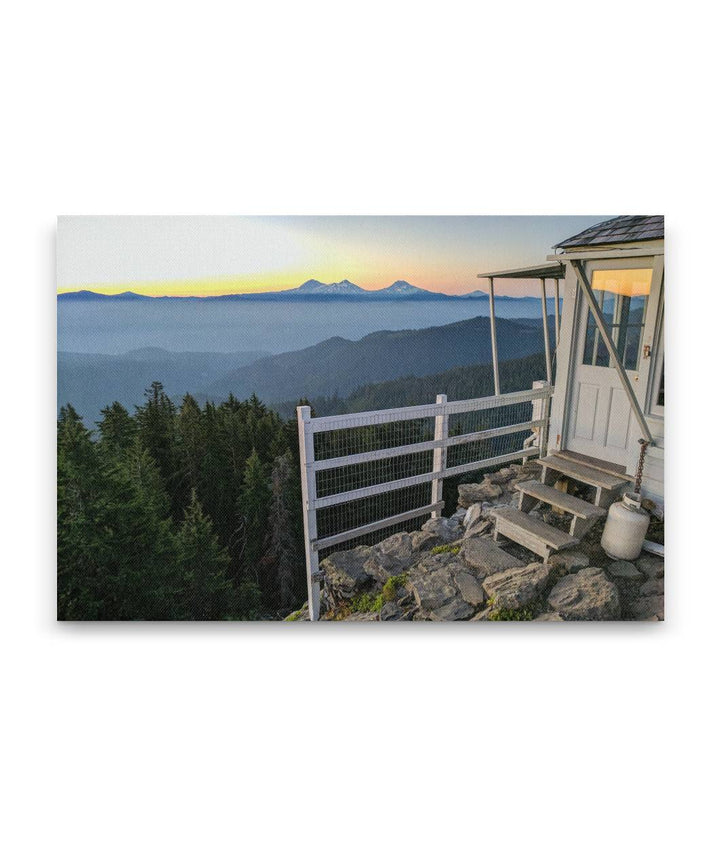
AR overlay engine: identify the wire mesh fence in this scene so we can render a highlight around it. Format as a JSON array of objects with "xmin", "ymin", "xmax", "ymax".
[{"xmin": 297, "ymin": 383, "xmax": 552, "ymax": 618}]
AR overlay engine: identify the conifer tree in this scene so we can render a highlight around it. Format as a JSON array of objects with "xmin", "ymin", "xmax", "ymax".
[
  {"xmin": 88, "ymin": 442, "xmax": 180, "ymax": 619},
  {"xmin": 135, "ymin": 381, "xmax": 180, "ymax": 513},
  {"xmin": 266, "ymin": 451, "xmax": 303, "ymax": 610},
  {"xmin": 236, "ymin": 449, "xmax": 271, "ymax": 584},
  {"xmin": 97, "ymin": 401, "xmax": 137, "ymax": 457},
  {"xmin": 57, "ymin": 405, "xmax": 101, "ymax": 619},
  {"xmin": 177, "ymin": 394, "xmax": 205, "ymax": 502},
  {"xmin": 176, "ymin": 489, "xmax": 233, "ymax": 620}
]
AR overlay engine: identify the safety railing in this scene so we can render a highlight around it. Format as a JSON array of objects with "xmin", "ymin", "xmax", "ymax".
[{"xmin": 297, "ymin": 382, "xmax": 552, "ymax": 619}]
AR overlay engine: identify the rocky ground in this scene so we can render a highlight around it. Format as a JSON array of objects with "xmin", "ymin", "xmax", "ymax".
[{"xmin": 287, "ymin": 462, "xmax": 664, "ymax": 622}]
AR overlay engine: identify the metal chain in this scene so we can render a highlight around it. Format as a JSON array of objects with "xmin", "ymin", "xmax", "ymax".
[{"xmin": 634, "ymin": 439, "xmax": 650, "ymax": 494}]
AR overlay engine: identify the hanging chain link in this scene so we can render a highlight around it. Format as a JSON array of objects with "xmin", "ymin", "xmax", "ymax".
[{"xmin": 634, "ymin": 439, "xmax": 650, "ymax": 494}]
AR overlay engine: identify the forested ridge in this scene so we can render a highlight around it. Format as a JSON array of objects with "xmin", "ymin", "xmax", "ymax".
[
  {"xmin": 58, "ymin": 352, "xmax": 548, "ymax": 620},
  {"xmin": 274, "ymin": 352, "xmax": 547, "ymax": 418}
]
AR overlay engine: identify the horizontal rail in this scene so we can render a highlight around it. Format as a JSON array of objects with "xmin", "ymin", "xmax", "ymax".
[
  {"xmin": 311, "ymin": 502, "xmax": 445, "ymax": 552},
  {"xmin": 313, "ymin": 419, "xmax": 545, "ymax": 471},
  {"xmin": 308, "ymin": 387, "xmax": 552, "ymax": 432},
  {"xmin": 313, "ymin": 447, "xmax": 539, "ymax": 510}
]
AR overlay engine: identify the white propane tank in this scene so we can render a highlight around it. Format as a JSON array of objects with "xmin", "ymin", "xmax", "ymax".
[{"xmin": 601, "ymin": 492, "xmax": 650, "ymax": 561}]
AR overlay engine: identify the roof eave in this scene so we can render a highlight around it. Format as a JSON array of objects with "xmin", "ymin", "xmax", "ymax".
[{"xmin": 476, "ymin": 261, "xmax": 565, "ymax": 280}]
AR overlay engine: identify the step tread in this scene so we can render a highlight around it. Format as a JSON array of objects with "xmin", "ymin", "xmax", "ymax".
[
  {"xmin": 517, "ymin": 480, "xmax": 608, "ymax": 520},
  {"xmin": 538, "ymin": 454, "xmax": 630, "ymax": 491},
  {"xmin": 491, "ymin": 506, "xmax": 579, "ymax": 551},
  {"xmin": 554, "ymin": 450, "xmax": 627, "ymax": 477}
]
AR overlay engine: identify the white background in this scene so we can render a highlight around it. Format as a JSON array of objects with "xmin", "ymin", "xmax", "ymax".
[{"xmin": 2, "ymin": 1, "xmax": 718, "ymax": 854}]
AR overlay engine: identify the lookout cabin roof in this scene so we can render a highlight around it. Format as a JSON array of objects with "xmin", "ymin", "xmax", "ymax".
[{"xmin": 554, "ymin": 215, "xmax": 664, "ymax": 249}]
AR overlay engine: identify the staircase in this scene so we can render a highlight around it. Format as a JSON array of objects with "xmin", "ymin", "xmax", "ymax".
[{"xmin": 490, "ymin": 453, "xmax": 631, "ymax": 562}]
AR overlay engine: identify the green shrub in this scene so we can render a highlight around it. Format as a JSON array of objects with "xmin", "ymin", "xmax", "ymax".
[
  {"xmin": 488, "ymin": 604, "xmax": 536, "ymax": 621},
  {"xmin": 350, "ymin": 592, "xmax": 384, "ymax": 613},
  {"xmin": 382, "ymin": 572, "xmax": 408, "ymax": 602},
  {"xmin": 430, "ymin": 543, "xmax": 461, "ymax": 556}
]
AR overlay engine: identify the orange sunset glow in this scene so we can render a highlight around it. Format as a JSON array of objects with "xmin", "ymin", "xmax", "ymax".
[{"xmin": 57, "ymin": 215, "xmax": 608, "ymax": 298}]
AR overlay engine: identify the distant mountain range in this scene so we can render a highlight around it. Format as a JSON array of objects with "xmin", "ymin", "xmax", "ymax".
[{"xmin": 57, "ymin": 279, "xmax": 559, "ymax": 302}]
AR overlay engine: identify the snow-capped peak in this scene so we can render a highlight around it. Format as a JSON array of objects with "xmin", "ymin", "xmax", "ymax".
[
  {"xmin": 384, "ymin": 280, "xmax": 424, "ymax": 294},
  {"xmin": 296, "ymin": 279, "xmax": 366, "ymax": 294}
]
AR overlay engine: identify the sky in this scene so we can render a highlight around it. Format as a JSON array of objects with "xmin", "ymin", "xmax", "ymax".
[{"xmin": 57, "ymin": 215, "xmax": 610, "ymax": 297}]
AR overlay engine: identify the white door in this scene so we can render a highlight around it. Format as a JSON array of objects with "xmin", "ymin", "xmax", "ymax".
[{"xmin": 566, "ymin": 261, "xmax": 658, "ymax": 467}]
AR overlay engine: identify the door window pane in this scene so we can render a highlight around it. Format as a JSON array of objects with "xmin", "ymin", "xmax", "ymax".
[{"xmin": 582, "ymin": 268, "xmax": 652, "ymax": 371}]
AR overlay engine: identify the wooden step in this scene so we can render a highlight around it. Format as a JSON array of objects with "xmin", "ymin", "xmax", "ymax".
[
  {"xmin": 517, "ymin": 480, "xmax": 608, "ymax": 520},
  {"xmin": 553, "ymin": 449, "xmax": 627, "ymax": 478},
  {"xmin": 490, "ymin": 506, "xmax": 578, "ymax": 562},
  {"xmin": 538, "ymin": 454, "xmax": 629, "ymax": 491}
]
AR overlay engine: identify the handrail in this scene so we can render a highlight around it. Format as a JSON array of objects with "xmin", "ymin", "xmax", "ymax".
[{"xmin": 308, "ymin": 386, "xmax": 551, "ymax": 432}]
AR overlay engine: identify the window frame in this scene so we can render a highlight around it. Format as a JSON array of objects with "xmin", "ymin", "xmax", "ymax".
[{"xmin": 581, "ymin": 268, "xmax": 652, "ymax": 372}]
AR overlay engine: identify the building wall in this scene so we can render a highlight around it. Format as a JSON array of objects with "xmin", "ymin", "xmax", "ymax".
[{"xmin": 548, "ymin": 240, "xmax": 664, "ymax": 505}]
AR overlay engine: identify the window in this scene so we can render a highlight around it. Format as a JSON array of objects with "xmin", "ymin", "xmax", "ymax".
[{"xmin": 582, "ymin": 268, "xmax": 652, "ymax": 371}]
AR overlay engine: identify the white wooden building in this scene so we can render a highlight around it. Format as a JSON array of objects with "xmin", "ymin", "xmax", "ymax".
[{"xmin": 479, "ymin": 215, "xmax": 665, "ymax": 507}]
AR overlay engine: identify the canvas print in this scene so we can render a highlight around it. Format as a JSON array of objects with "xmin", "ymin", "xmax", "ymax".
[{"xmin": 57, "ymin": 215, "xmax": 665, "ymax": 621}]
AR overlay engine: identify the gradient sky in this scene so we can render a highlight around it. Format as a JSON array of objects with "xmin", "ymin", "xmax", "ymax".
[{"xmin": 57, "ymin": 215, "xmax": 610, "ymax": 297}]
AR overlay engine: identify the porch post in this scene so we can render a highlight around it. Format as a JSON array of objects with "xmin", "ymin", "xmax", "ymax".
[
  {"xmin": 553, "ymin": 278, "xmax": 560, "ymax": 350},
  {"xmin": 488, "ymin": 276, "xmax": 501, "ymax": 395},
  {"xmin": 570, "ymin": 260, "xmax": 654, "ymax": 444},
  {"xmin": 540, "ymin": 278, "xmax": 552, "ymax": 383}
]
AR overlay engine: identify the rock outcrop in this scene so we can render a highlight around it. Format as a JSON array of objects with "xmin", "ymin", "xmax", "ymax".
[
  {"xmin": 547, "ymin": 567, "xmax": 621, "ymax": 621},
  {"xmin": 288, "ymin": 462, "xmax": 663, "ymax": 622},
  {"xmin": 483, "ymin": 562, "xmax": 551, "ymax": 610}
]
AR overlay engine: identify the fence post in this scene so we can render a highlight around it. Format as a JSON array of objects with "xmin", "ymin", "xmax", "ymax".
[
  {"xmin": 297, "ymin": 405, "xmax": 320, "ymax": 621},
  {"xmin": 431, "ymin": 394, "xmax": 448, "ymax": 518}
]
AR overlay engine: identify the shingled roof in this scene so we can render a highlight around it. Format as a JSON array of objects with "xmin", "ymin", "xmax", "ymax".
[{"xmin": 555, "ymin": 215, "xmax": 664, "ymax": 249}]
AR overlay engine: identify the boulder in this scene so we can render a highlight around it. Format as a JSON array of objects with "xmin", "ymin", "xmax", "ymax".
[
  {"xmin": 454, "ymin": 571, "xmax": 486, "ymax": 607},
  {"xmin": 421, "ymin": 516, "xmax": 462, "ymax": 543},
  {"xmin": 460, "ymin": 537, "xmax": 518, "ymax": 579},
  {"xmin": 464, "ymin": 518, "xmax": 494, "ymax": 540},
  {"xmin": 451, "ymin": 508, "xmax": 468, "ymax": 524},
  {"xmin": 629, "ymin": 594, "xmax": 664, "ymax": 620},
  {"xmin": 534, "ymin": 612, "xmax": 564, "ymax": 621},
  {"xmin": 457, "ymin": 479, "xmax": 503, "ymax": 508},
  {"xmin": 410, "ymin": 530, "xmax": 441, "ymax": 553},
  {"xmin": 548, "ymin": 550, "xmax": 590, "ymax": 574},
  {"xmin": 547, "ymin": 567, "xmax": 621, "ymax": 621},
  {"xmin": 364, "ymin": 532, "xmax": 419, "ymax": 582},
  {"xmin": 483, "ymin": 562, "xmax": 551, "ymax": 610},
  {"xmin": 407, "ymin": 556, "xmax": 475, "ymax": 621},
  {"xmin": 606, "ymin": 560, "xmax": 644, "ymax": 583},
  {"xmin": 321, "ymin": 546, "xmax": 374, "ymax": 600},
  {"xmin": 636, "ymin": 555, "xmax": 664, "ymax": 580},
  {"xmin": 486, "ymin": 467, "xmax": 516, "ymax": 485},
  {"xmin": 639, "ymin": 579, "xmax": 664, "ymax": 597},
  {"xmin": 462, "ymin": 503, "xmax": 494, "ymax": 538},
  {"xmin": 462, "ymin": 503, "xmax": 484, "ymax": 531},
  {"xmin": 377, "ymin": 532, "xmax": 415, "ymax": 562},
  {"xmin": 379, "ymin": 601, "xmax": 404, "ymax": 621}
]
